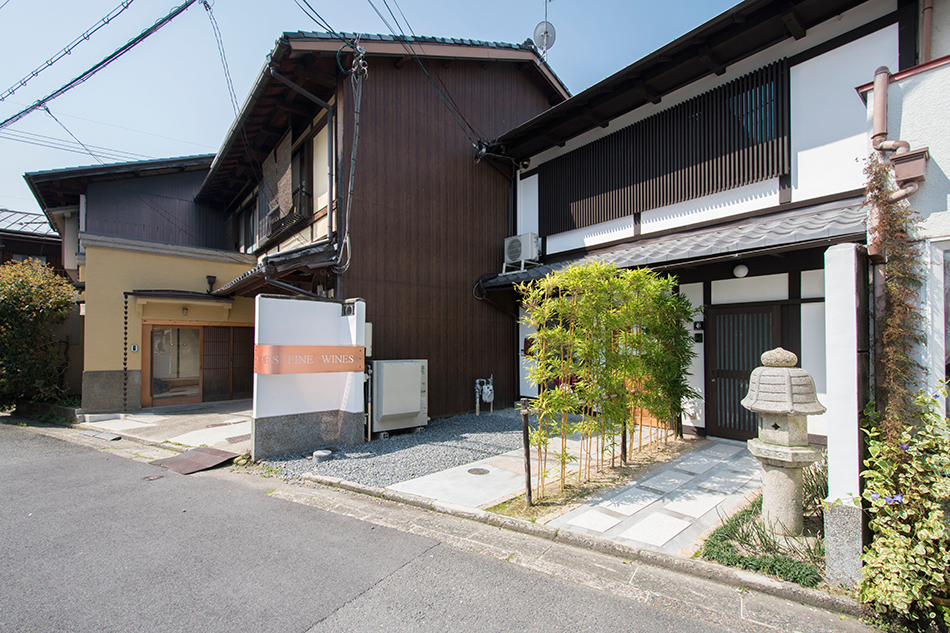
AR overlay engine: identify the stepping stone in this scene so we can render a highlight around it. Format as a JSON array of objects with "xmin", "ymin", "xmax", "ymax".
[
  {"xmin": 567, "ymin": 510, "xmax": 622, "ymax": 533},
  {"xmin": 638, "ymin": 470, "xmax": 694, "ymax": 494},
  {"xmin": 597, "ymin": 488, "xmax": 661, "ymax": 516},
  {"xmin": 698, "ymin": 470, "xmax": 754, "ymax": 494},
  {"xmin": 618, "ymin": 514, "xmax": 691, "ymax": 547},
  {"xmin": 663, "ymin": 488, "xmax": 727, "ymax": 518}
]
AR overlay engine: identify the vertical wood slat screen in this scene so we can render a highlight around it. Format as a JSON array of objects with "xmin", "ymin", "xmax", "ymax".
[{"xmin": 538, "ymin": 59, "xmax": 789, "ymax": 237}]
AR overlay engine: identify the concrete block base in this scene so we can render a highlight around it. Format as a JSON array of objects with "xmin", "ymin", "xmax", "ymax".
[
  {"xmin": 81, "ymin": 370, "xmax": 141, "ymax": 413},
  {"xmin": 824, "ymin": 499, "xmax": 863, "ymax": 589},
  {"xmin": 253, "ymin": 410, "xmax": 364, "ymax": 461}
]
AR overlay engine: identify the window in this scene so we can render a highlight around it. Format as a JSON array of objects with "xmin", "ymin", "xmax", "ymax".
[{"xmin": 11, "ymin": 253, "xmax": 46, "ymax": 264}]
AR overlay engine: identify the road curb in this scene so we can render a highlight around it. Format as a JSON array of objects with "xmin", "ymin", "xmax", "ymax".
[{"xmin": 299, "ymin": 472, "xmax": 862, "ymax": 617}]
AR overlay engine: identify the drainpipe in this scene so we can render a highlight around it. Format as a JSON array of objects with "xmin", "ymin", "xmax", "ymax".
[{"xmin": 923, "ymin": 0, "xmax": 934, "ymax": 64}]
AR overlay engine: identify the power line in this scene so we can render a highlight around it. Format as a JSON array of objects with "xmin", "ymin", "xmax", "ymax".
[
  {"xmin": 0, "ymin": 0, "xmax": 199, "ymax": 132},
  {"xmin": 0, "ymin": 0, "xmax": 12, "ymax": 12},
  {"xmin": 201, "ymin": 0, "xmax": 239, "ymax": 116},
  {"xmin": 367, "ymin": 0, "xmax": 483, "ymax": 146},
  {"xmin": 291, "ymin": 0, "xmax": 356, "ymax": 47},
  {"xmin": 0, "ymin": 128, "xmax": 152, "ymax": 162},
  {"xmin": 0, "ymin": 0, "xmax": 137, "ymax": 103}
]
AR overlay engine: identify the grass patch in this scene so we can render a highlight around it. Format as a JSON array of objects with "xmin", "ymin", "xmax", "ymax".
[
  {"xmin": 489, "ymin": 436, "xmax": 702, "ymax": 522},
  {"xmin": 699, "ymin": 496, "xmax": 824, "ymax": 587}
]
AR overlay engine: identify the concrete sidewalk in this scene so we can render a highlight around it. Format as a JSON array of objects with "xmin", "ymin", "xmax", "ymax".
[{"xmin": 77, "ymin": 400, "xmax": 253, "ymax": 455}]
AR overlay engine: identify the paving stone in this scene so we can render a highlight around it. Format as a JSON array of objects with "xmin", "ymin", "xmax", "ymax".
[
  {"xmin": 597, "ymin": 487, "xmax": 661, "ymax": 516},
  {"xmin": 700, "ymin": 443, "xmax": 743, "ymax": 459},
  {"xmin": 697, "ymin": 469, "xmax": 754, "ymax": 494},
  {"xmin": 727, "ymin": 455, "xmax": 762, "ymax": 475},
  {"xmin": 638, "ymin": 470, "xmax": 694, "ymax": 494},
  {"xmin": 673, "ymin": 453, "xmax": 722, "ymax": 475},
  {"xmin": 617, "ymin": 513, "xmax": 691, "ymax": 547},
  {"xmin": 663, "ymin": 488, "xmax": 727, "ymax": 518},
  {"xmin": 567, "ymin": 510, "xmax": 623, "ymax": 533}
]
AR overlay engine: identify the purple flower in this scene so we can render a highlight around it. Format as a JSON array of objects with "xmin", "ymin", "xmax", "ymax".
[
  {"xmin": 884, "ymin": 495, "xmax": 893, "ymax": 503},
  {"xmin": 893, "ymin": 494, "xmax": 903, "ymax": 503},
  {"xmin": 871, "ymin": 492, "xmax": 880, "ymax": 499},
  {"xmin": 899, "ymin": 443, "xmax": 909, "ymax": 451}
]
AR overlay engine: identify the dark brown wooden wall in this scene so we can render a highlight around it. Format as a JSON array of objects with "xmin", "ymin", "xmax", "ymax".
[{"xmin": 338, "ymin": 59, "xmax": 553, "ymax": 417}]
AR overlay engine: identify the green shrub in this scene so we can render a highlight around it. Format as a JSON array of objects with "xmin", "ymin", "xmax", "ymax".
[
  {"xmin": 0, "ymin": 260, "xmax": 74, "ymax": 409},
  {"xmin": 860, "ymin": 389, "xmax": 950, "ymax": 629}
]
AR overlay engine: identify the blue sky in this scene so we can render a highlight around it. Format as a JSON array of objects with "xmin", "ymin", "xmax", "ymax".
[{"xmin": 0, "ymin": 0, "xmax": 738, "ymax": 213}]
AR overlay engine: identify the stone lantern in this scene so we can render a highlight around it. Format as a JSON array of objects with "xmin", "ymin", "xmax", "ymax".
[{"xmin": 741, "ymin": 347, "xmax": 825, "ymax": 535}]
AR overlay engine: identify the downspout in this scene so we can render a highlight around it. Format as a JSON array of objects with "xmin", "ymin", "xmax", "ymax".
[{"xmin": 922, "ymin": 0, "xmax": 934, "ymax": 64}]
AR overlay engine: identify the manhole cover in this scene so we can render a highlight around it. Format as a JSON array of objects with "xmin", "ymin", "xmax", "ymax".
[{"xmin": 468, "ymin": 468, "xmax": 490, "ymax": 475}]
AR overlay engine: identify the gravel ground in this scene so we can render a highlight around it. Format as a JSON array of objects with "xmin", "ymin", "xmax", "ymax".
[{"xmin": 259, "ymin": 408, "xmax": 528, "ymax": 488}]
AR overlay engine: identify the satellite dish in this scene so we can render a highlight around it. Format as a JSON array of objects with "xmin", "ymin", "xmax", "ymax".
[{"xmin": 534, "ymin": 21, "xmax": 556, "ymax": 53}]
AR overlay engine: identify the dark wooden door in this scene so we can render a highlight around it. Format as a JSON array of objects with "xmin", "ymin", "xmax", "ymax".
[
  {"xmin": 706, "ymin": 305, "xmax": 781, "ymax": 441},
  {"xmin": 202, "ymin": 327, "xmax": 232, "ymax": 402},
  {"xmin": 201, "ymin": 326, "xmax": 254, "ymax": 402}
]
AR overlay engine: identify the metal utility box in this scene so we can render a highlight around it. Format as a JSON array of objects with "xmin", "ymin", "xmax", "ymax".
[{"xmin": 371, "ymin": 360, "xmax": 428, "ymax": 434}]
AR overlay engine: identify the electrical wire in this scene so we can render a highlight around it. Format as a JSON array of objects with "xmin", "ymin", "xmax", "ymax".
[
  {"xmin": 367, "ymin": 0, "xmax": 482, "ymax": 146},
  {"xmin": 0, "ymin": 0, "xmax": 12, "ymax": 12},
  {"xmin": 0, "ymin": 128, "xmax": 151, "ymax": 162},
  {"xmin": 291, "ymin": 0, "xmax": 356, "ymax": 46},
  {"xmin": 0, "ymin": 0, "xmax": 199, "ymax": 132},
  {"xmin": 201, "ymin": 0, "xmax": 239, "ymax": 116},
  {"xmin": 0, "ymin": 0, "xmax": 137, "ymax": 103}
]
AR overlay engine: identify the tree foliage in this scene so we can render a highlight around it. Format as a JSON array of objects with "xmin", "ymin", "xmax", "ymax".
[
  {"xmin": 0, "ymin": 260, "xmax": 75, "ymax": 408},
  {"xmin": 518, "ymin": 262, "xmax": 698, "ymax": 496}
]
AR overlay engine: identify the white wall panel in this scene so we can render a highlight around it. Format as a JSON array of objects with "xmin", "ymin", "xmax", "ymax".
[
  {"xmin": 517, "ymin": 174, "xmax": 539, "ymax": 237},
  {"xmin": 790, "ymin": 25, "xmax": 899, "ymax": 201},
  {"xmin": 679, "ymin": 282, "xmax": 705, "ymax": 429},
  {"xmin": 712, "ymin": 274, "xmax": 788, "ymax": 304}
]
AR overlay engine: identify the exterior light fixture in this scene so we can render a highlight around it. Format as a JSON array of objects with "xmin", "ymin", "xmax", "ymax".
[
  {"xmin": 733, "ymin": 264, "xmax": 749, "ymax": 278},
  {"xmin": 182, "ymin": 307, "xmax": 189, "ymax": 316}
]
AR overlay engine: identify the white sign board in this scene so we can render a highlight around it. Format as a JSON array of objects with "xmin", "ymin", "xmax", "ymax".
[{"xmin": 253, "ymin": 296, "xmax": 366, "ymax": 419}]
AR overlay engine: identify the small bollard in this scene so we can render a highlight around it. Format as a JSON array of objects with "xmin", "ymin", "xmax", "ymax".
[{"xmin": 741, "ymin": 347, "xmax": 825, "ymax": 535}]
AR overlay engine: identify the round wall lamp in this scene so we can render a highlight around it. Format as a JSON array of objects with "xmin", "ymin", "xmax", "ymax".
[
  {"xmin": 733, "ymin": 264, "xmax": 749, "ymax": 278},
  {"xmin": 182, "ymin": 307, "xmax": 189, "ymax": 316}
]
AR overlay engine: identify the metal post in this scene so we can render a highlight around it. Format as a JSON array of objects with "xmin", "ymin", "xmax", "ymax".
[{"xmin": 521, "ymin": 398, "xmax": 532, "ymax": 507}]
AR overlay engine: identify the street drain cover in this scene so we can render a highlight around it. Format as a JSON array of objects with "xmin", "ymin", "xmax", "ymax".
[{"xmin": 468, "ymin": 468, "xmax": 490, "ymax": 475}]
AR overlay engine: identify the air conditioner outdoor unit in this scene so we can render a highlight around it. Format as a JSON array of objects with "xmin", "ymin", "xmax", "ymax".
[{"xmin": 503, "ymin": 232, "xmax": 540, "ymax": 273}]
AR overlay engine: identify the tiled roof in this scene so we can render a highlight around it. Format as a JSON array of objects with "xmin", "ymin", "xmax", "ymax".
[
  {"xmin": 0, "ymin": 208, "xmax": 56, "ymax": 237},
  {"xmin": 482, "ymin": 197, "xmax": 867, "ymax": 289}
]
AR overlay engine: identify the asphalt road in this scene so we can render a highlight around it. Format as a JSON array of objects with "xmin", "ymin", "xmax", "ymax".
[{"xmin": 0, "ymin": 421, "xmax": 734, "ymax": 633}]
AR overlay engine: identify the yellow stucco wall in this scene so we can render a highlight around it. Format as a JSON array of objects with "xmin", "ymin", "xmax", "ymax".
[{"xmin": 82, "ymin": 245, "xmax": 254, "ymax": 372}]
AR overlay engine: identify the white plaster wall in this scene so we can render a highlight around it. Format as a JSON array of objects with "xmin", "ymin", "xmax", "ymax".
[
  {"xmin": 546, "ymin": 213, "xmax": 635, "ymax": 254},
  {"xmin": 313, "ymin": 124, "xmax": 330, "ymax": 212},
  {"xmin": 924, "ymin": 243, "xmax": 947, "ymax": 406},
  {"xmin": 254, "ymin": 297, "xmax": 365, "ymax": 418},
  {"xmin": 880, "ymin": 63, "xmax": 950, "ymax": 237},
  {"xmin": 802, "ymin": 302, "xmax": 828, "ymax": 437},
  {"xmin": 712, "ymin": 274, "xmax": 789, "ymax": 304},
  {"xmin": 517, "ymin": 174, "xmax": 539, "ymax": 237},
  {"xmin": 801, "ymin": 269, "xmax": 825, "ymax": 298},
  {"xmin": 824, "ymin": 244, "xmax": 861, "ymax": 503},
  {"xmin": 790, "ymin": 25, "xmax": 900, "ymax": 202},
  {"xmin": 641, "ymin": 180, "xmax": 780, "ymax": 235},
  {"xmin": 679, "ymin": 282, "xmax": 705, "ymax": 429}
]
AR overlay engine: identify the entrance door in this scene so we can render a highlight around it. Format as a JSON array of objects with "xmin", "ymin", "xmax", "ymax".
[
  {"xmin": 202, "ymin": 326, "xmax": 254, "ymax": 402},
  {"xmin": 706, "ymin": 305, "xmax": 781, "ymax": 441},
  {"xmin": 150, "ymin": 327, "xmax": 201, "ymax": 406}
]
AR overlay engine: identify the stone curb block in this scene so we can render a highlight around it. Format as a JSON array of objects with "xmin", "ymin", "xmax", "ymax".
[{"xmin": 300, "ymin": 472, "xmax": 860, "ymax": 617}]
